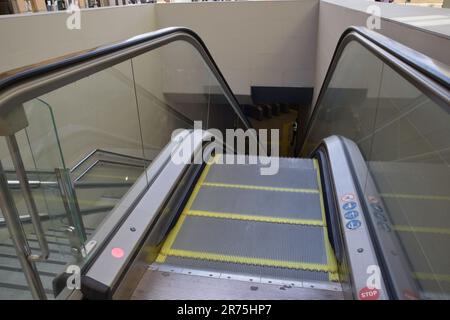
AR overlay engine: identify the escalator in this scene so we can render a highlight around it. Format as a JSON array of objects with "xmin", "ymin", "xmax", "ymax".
[
  {"xmin": 154, "ymin": 156, "xmax": 339, "ymax": 290},
  {"xmin": 0, "ymin": 26, "xmax": 448, "ymax": 300}
]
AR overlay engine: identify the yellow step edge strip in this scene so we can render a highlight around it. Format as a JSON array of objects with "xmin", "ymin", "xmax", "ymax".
[
  {"xmin": 159, "ymin": 248, "xmax": 338, "ymax": 275},
  {"xmin": 187, "ymin": 209, "xmax": 325, "ymax": 227},
  {"xmin": 392, "ymin": 225, "xmax": 450, "ymax": 236},
  {"xmin": 413, "ymin": 272, "xmax": 450, "ymax": 283},
  {"xmin": 313, "ymin": 159, "xmax": 338, "ymax": 282},
  {"xmin": 201, "ymin": 182, "xmax": 319, "ymax": 194},
  {"xmin": 156, "ymin": 155, "xmax": 217, "ymax": 263},
  {"xmin": 381, "ymin": 193, "xmax": 450, "ymax": 202}
]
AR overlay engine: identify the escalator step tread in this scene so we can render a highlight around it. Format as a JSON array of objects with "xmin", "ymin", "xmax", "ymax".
[
  {"xmin": 204, "ymin": 156, "xmax": 317, "ymax": 189},
  {"xmin": 169, "ymin": 216, "xmax": 328, "ymax": 266},
  {"xmin": 162, "ymin": 256, "xmax": 329, "ymax": 283},
  {"xmin": 191, "ymin": 186, "xmax": 323, "ymax": 222},
  {"xmin": 158, "ymin": 155, "xmax": 337, "ymax": 286}
]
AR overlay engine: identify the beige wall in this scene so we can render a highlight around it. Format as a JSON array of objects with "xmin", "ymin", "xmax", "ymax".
[
  {"xmin": 0, "ymin": 4, "xmax": 156, "ymax": 73},
  {"xmin": 155, "ymin": 1, "xmax": 319, "ymax": 95}
]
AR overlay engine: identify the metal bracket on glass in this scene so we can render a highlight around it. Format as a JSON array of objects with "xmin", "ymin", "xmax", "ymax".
[{"xmin": 56, "ymin": 168, "xmax": 87, "ymax": 245}]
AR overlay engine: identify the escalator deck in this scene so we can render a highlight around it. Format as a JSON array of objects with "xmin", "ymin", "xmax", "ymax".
[{"xmin": 155, "ymin": 155, "xmax": 339, "ymax": 287}]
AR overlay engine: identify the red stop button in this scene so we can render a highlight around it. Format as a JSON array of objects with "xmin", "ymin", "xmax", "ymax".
[
  {"xmin": 359, "ymin": 287, "xmax": 380, "ymax": 300},
  {"xmin": 111, "ymin": 247, "xmax": 125, "ymax": 259}
]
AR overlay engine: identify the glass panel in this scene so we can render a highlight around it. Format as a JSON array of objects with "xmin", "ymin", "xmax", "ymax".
[
  {"xmin": 0, "ymin": 98, "xmax": 68, "ymax": 299},
  {"xmin": 38, "ymin": 60, "xmax": 148, "ymax": 239},
  {"xmin": 304, "ymin": 42, "xmax": 384, "ymax": 156},
  {"xmin": 131, "ymin": 41, "xmax": 195, "ymax": 160},
  {"xmin": 366, "ymin": 63, "xmax": 450, "ymax": 299},
  {"xmin": 305, "ymin": 40, "xmax": 450, "ymax": 299},
  {"xmin": 131, "ymin": 40, "xmax": 239, "ymax": 160}
]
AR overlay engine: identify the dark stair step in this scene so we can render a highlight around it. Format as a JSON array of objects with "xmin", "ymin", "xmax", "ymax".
[
  {"xmin": 271, "ymin": 103, "xmax": 281, "ymax": 116},
  {"xmin": 243, "ymin": 104, "xmax": 264, "ymax": 121},
  {"xmin": 260, "ymin": 104, "xmax": 273, "ymax": 118},
  {"xmin": 279, "ymin": 103, "xmax": 290, "ymax": 113}
]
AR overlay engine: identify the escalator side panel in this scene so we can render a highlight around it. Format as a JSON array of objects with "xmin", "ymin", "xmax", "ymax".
[{"xmin": 321, "ymin": 136, "xmax": 389, "ymax": 300}]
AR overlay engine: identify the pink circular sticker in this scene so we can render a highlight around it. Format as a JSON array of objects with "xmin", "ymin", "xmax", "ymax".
[{"xmin": 111, "ymin": 247, "xmax": 125, "ymax": 259}]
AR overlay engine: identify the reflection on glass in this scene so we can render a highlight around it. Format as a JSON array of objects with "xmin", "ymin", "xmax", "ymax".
[
  {"xmin": 367, "ymin": 64, "xmax": 450, "ymax": 299},
  {"xmin": 305, "ymin": 41, "xmax": 450, "ymax": 299},
  {"xmin": 305, "ymin": 42, "xmax": 384, "ymax": 155}
]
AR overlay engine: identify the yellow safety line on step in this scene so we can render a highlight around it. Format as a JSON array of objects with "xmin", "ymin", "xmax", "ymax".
[
  {"xmin": 158, "ymin": 248, "xmax": 338, "ymax": 275},
  {"xmin": 380, "ymin": 193, "xmax": 450, "ymax": 202},
  {"xmin": 313, "ymin": 159, "xmax": 339, "ymax": 282},
  {"xmin": 155, "ymin": 155, "xmax": 217, "ymax": 263},
  {"xmin": 187, "ymin": 209, "xmax": 325, "ymax": 226},
  {"xmin": 413, "ymin": 272, "xmax": 450, "ymax": 283},
  {"xmin": 392, "ymin": 225, "xmax": 450, "ymax": 236},
  {"xmin": 202, "ymin": 182, "xmax": 319, "ymax": 194}
]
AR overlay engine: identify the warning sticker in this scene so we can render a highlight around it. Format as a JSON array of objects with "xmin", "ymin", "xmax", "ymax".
[
  {"xmin": 346, "ymin": 219, "xmax": 362, "ymax": 230},
  {"xmin": 343, "ymin": 202, "xmax": 357, "ymax": 211},
  {"xmin": 404, "ymin": 290, "xmax": 420, "ymax": 300},
  {"xmin": 368, "ymin": 196, "xmax": 379, "ymax": 204},
  {"xmin": 341, "ymin": 194, "xmax": 355, "ymax": 202},
  {"xmin": 358, "ymin": 287, "xmax": 380, "ymax": 300},
  {"xmin": 344, "ymin": 210, "xmax": 359, "ymax": 220}
]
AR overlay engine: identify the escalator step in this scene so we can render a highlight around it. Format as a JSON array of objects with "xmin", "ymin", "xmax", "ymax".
[
  {"xmin": 204, "ymin": 156, "xmax": 317, "ymax": 189},
  {"xmin": 191, "ymin": 186, "xmax": 323, "ymax": 223},
  {"xmin": 243, "ymin": 104, "xmax": 264, "ymax": 121},
  {"xmin": 260, "ymin": 104, "xmax": 273, "ymax": 118},
  {"xmin": 157, "ymin": 155, "xmax": 338, "ymax": 285},
  {"xmin": 165, "ymin": 216, "xmax": 329, "ymax": 269},
  {"xmin": 162, "ymin": 256, "xmax": 329, "ymax": 283},
  {"xmin": 271, "ymin": 103, "xmax": 281, "ymax": 116},
  {"xmin": 280, "ymin": 103, "xmax": 290, "ymax": 113}
]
